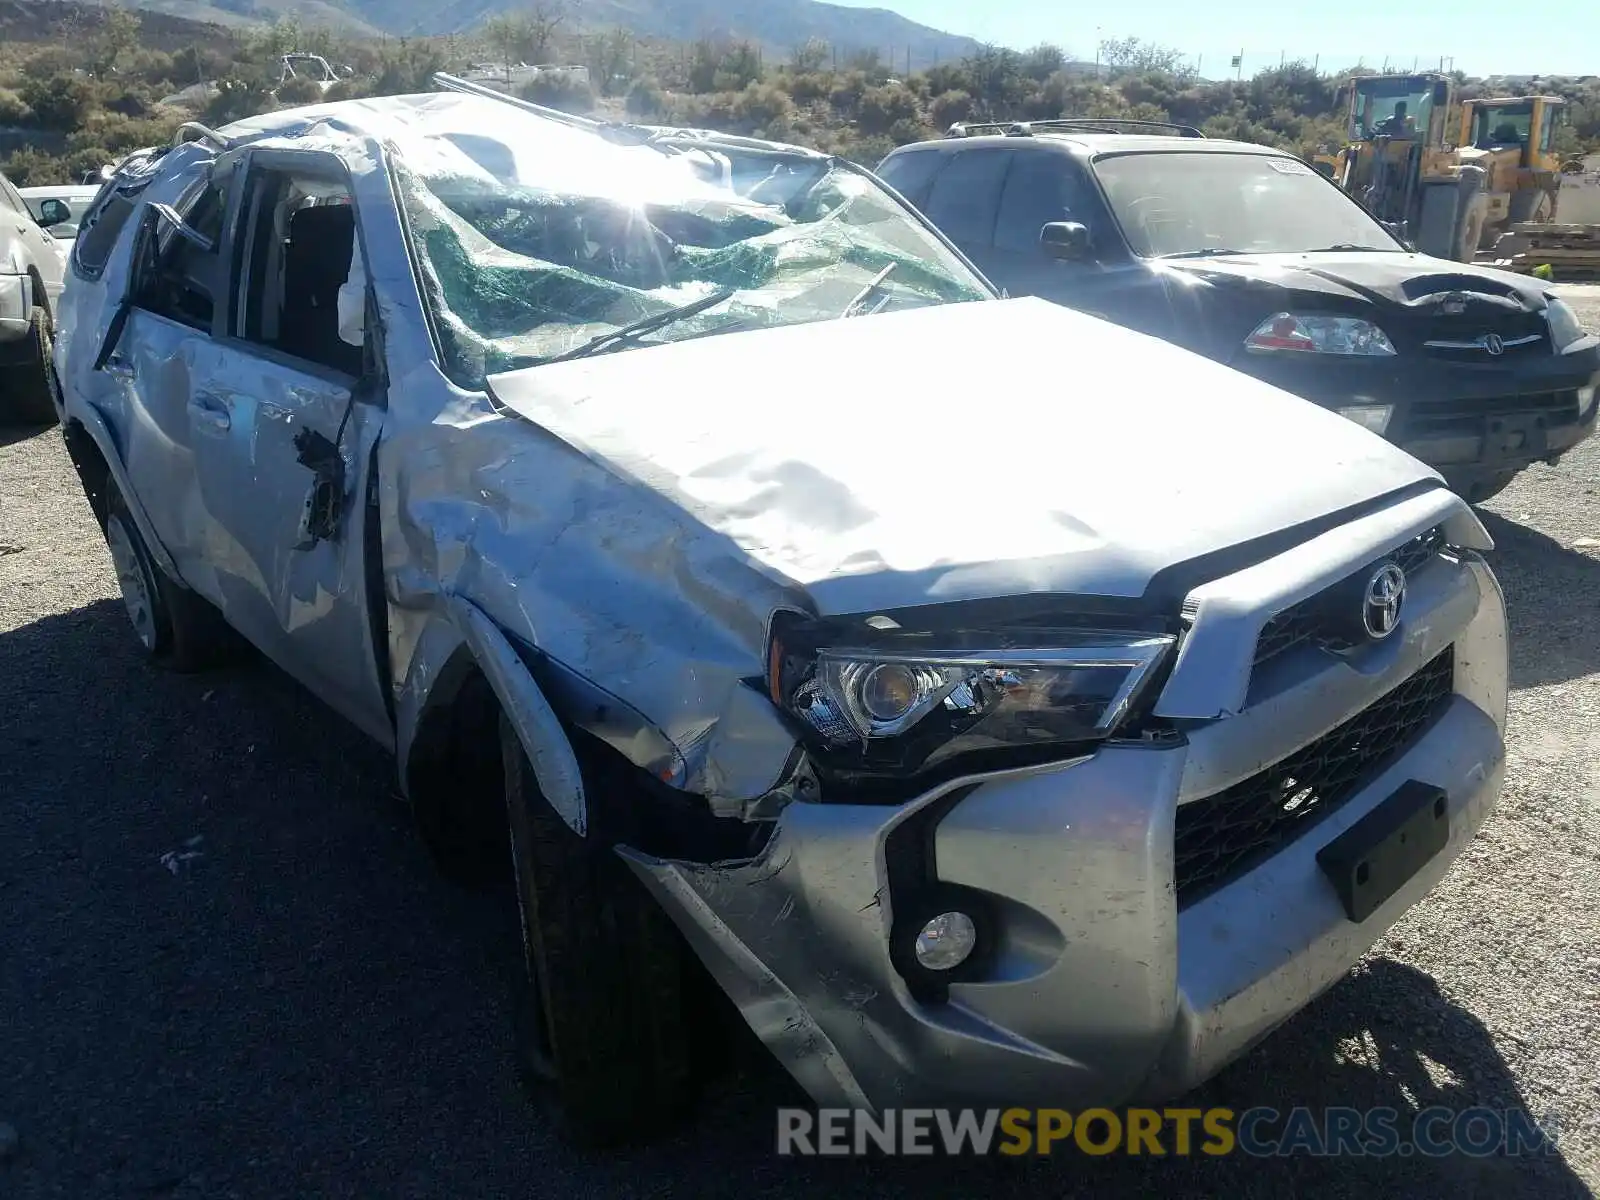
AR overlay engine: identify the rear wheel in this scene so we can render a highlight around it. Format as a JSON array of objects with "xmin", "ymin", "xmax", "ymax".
[
  {"xmin": 102, "ymin": 484, "xmax": 239, "ymax": 672},
  {"xmin": 0, "ymin": 307, "xmax": 59, "ymax": 426},
  {"xmin": 500, "ymin": 718, "xmax": 698, "ymax": 1147}
]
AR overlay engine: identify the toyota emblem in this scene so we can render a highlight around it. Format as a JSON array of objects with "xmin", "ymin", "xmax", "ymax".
[
  {"xmin": 1483, "ymin": 332, "xmax": 1504, "ymax": 356},
  {"xmin": 1362, "ymin": 563, "xmax": 1407, "ymax": 640}
]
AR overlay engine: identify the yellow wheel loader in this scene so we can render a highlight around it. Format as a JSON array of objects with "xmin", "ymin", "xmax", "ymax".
[
  {"xmin": 1326, "ymin": 75, "xmax": 1574, "ymax": 261},
  {"xmin": 1455, "ymin": 95, "xmax": 1568, "ymax": 240}
]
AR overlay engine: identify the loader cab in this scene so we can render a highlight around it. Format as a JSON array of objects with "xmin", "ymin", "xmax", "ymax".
[
  {"xmin": 1346, "ymin": 74, "xmax": 1451, "ymax": 146},
  {"xmin": 1461, "ymin": 96, "xmax": 1566, "ymax": 169}
]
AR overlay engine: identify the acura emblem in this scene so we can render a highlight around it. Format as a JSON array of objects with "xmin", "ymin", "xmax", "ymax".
[
  {"xmin": 1483, "ymin": 332, "xmax": 1504, "ymax": 356},
  {"xmin": 1362, "ymin": 563, "xmax": 1406, "ymax": 640}
]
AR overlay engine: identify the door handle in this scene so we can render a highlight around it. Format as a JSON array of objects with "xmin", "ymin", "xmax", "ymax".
[
  {"xmin": 188, "ymin": 391, "xmax": 231, "ymax": 432},
  {"xmin": 102, "ymin": 355, "xmax": 134, "ymax": 380}
]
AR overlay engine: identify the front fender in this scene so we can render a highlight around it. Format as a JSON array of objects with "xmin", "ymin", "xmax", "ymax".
[{"xmin": 396, "ymin": 596, "xmax": 587, "ymax": 836}]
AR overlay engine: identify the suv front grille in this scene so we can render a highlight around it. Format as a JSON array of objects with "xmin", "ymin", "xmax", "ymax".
[
  {"xmin": 1253, "ymin": 527, "xmax": 1446, "ymax": 667},
  {"xmin": 1174, "ymin": 646, "xmax": 1455, "ymax": 908}
]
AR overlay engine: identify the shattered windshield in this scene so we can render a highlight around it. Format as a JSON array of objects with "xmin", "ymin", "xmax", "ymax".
[
  {"xmin": 391, "ymin": 116, "xmax": 991, "ymax": 389},
  {"xmin": 1096, "ymin": 151, "xmax": 1402, "ymax": 258}
]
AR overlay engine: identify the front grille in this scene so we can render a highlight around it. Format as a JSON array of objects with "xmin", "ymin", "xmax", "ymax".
[
  {"xmin": 1174, "ymin": 646, "xmax": 1455, "ymax": 908},
  {"xmin": 1420, "ymin": 333, "xmax": 1548, "ymax": 361},
  {"xmin": 1253, "ymin": 527, "xmax": 1445, "ymax": 667},
  {"xmin": 1407, "ymin": 390, "xmax": 1581, "ymax": 439}
]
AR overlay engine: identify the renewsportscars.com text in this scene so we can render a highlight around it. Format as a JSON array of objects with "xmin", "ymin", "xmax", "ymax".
[{"xmin": 775, "ymin": 1106, "xmax": 1563, "ymax": 1158}]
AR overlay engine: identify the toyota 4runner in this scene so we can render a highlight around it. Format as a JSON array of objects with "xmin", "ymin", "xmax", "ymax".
[{"xmin": 54, "ymin": 82, "xmax": 1508, "ymax": 1146}]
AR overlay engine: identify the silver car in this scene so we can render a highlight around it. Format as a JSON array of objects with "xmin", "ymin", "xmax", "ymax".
[{"xmin": 54, "ymin": 82, "xmax": 1509, "ymax": 1146}]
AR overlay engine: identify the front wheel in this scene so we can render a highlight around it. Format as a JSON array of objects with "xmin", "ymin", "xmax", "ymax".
[
  {"xmin": 500, "ymin": 718, "xmax": 698, "ymax": 1147},
  {"xmin": 1461, "ymin": 471, "xmax": 1518, "ymax": 504}
]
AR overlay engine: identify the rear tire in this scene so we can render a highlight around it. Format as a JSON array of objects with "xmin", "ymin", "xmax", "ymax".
[
  {"xmin": 500, "ymin": 718, "xmax": 697, "ymax": 1148},
  {"xmin": 102, "ymin": 484, "xmax": 240, "ymax": 672},
  {"xmin": 0, "ymin": 307, "xmax": 59, "ymax": 427}
]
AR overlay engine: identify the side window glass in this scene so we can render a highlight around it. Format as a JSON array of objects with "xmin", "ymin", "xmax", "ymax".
[
  {"xmin": 994, "ymin": 153, "xmax": 1091, "ymax": 254},
  {"xmin": 73, "ymin": 188, "xmax": 137, "ymax": 279},
  {"xmin": 137, "ymin": 181, "xmax": 227, "ymax": 331},
  {"xmin": 876, "ymin": 152, "xmax": 947, "ymax": 207},
  {"xmin": 237, "ymin": 169, "xmax": 364, "ymax": 377},
  {"xmin": 921, "ymin": 150, "xmax": 1013, "ymax": 249}
]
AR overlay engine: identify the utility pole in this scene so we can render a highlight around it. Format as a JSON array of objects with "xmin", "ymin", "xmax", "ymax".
[{"xmin": 1235, "ymin": 48, "xmax": 1244, "ymax": 81}]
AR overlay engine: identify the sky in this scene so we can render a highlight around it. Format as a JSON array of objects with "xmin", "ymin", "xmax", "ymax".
[{"xmin": 834, "ymin": 0, "xmax": 1596, "ymax": 78}]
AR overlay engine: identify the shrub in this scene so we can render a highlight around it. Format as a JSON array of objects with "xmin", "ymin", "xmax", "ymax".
[
  {"xmin": 22, "ymin": 74, "xmax": 98, "ymax": 131},
  {"xmin": 785, "ymin": 71, "xmax": 831, "ymax": 103},
  {"xmin": 203, "ymin": 75, "xmax": 279, "ymax": 124},
  {"xmin": 0, "ymin": 88, "xmax": 33, "ymax": 126},
  {"xmin": 276, "ymin": 76, "xmax": 326, "ymax": 106},
  {"xmin": 0, "ymin": 145, "xmax": 62, "ymax": 186},
  {"xmin": 518, "ymin": 70, "xmax": 595, "ymax": 115},
  {"xmin": 624, "ymin": 77, "xmax": 665, "ymax": 119},
  {"xmin": 829, "ymin": 70, "xmax": 869, "ymax": 114},
  {"xmin": 857, "ymin": 82, "xmax": 919, "ymax": 134},
  {"xmin": 928, "ymin": 89, "xmax": 973, "ymax": 129},
  {"xmin": 733, "ymin": 82, "xmax": 793, "ymax": 132}
]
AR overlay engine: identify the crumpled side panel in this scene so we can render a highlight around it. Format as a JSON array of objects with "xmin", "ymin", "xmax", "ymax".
[{"xmin": 380, "ymin": 408, "xmax": 810, "ymax": 808}]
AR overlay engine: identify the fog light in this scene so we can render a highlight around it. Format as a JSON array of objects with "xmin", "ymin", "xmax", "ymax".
[
  {"xmin": 1337, "ymin": 404, "xmax": 1395, "ymax": 435},
  {"xmin": 1579, "ymin": 381, "xmax": 1597, "ymax": 418},
  {"xmin": 914, "ymin": 912, "xmax": 977, "ymax": 971}
]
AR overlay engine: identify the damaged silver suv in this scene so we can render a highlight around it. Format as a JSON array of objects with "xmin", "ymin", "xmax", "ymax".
[{"xmin": 55, "ymin": 78, "xmax": 1509, "ymax": 1146}]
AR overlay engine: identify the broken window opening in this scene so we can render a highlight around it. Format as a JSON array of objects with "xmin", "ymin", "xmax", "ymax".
[{"xmin": 237, "ymin": 168, "xmax": 365, "ymax": 378}]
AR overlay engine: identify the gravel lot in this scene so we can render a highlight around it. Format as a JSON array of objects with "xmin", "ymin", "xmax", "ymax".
[{"xmin": 3, "ymin": 287, "xmax": 1599, "ymax": 1199}]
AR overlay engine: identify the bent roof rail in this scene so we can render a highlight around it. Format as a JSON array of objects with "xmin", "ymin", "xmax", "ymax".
[
  {"xmin": 431, "ymin": 71, "xmax": 606, "ymax": 132},
  {"xmin": 946, "ymin": 118, "xmax": 1207, "ymax": 139},
  {"xmin": 171, "ymin": 121, "xmax": 235, "ymax": 150}
]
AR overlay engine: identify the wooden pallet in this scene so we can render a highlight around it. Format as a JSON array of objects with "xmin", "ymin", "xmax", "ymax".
[
  {"xmin": 1482, "ymin": 255, "xmax": 1600, "ymax": 281},
  {"xmin": 1511, "ymin": 222, "xmax": 1600, "ymax": 239}
]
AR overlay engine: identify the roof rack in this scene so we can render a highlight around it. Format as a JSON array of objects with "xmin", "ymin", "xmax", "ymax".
[{"xmin": 946, "ymin": 118, "xmax": 1206, "ymax": 140}]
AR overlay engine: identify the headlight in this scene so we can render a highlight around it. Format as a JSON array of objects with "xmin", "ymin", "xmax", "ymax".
[
  {"xmin": 1546, "ymin": 298, "xmax": 1588, "ymax": 352},
  {"xmin": 1336, "ymin": 404, "xmax": 1395, "ymax": 435},
  {"xmin": 1244, "ymin": 313, "xmax": 1397, "ymax": 356},
  {"xmin": 771, "ymin": 629, "xmax": 1175, "ymax": 773}
]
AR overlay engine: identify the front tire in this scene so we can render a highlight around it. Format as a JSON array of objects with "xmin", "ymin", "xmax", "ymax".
[
  {"xmin": 102, "ymin": 484, "xmax": 238, "ymax": 672},
  {"xmin": 500, "ymin": 718, "xmax": 697, "ymax": 1147},
  {"xmin": 0, "ymin": 307, "xmax": 59, "ymax": 427},
  {"xmin": 1462, "ymin": 471, "xmax": 1517, "ymax": 504}
]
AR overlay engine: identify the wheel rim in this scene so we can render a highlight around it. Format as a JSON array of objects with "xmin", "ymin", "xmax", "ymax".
[{"xmin": 105, "ymin": 515, "xmax": 158, "ymax": 651}]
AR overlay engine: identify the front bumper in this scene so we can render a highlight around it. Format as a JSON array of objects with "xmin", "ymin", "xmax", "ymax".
[
  {"xmin": 625, "ymin": 555, "xmax": 1508, "ymax": 1112},
  {"xmin": 0, "ymin": 271, "xmax": 32, "ymax": 346},
  {"xmin": 1235, "ymin": 342, "xmax": 1600, "ymax": 485}
]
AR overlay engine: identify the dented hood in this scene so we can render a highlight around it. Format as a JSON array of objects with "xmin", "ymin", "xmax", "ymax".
[
  {"xmin": 1158, "ymin": 250, "xmax": 1551, "ymax": 311},
  {"xmin": 487, "ymin": 296, "xmax": 1440, "ymax": 616}
]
